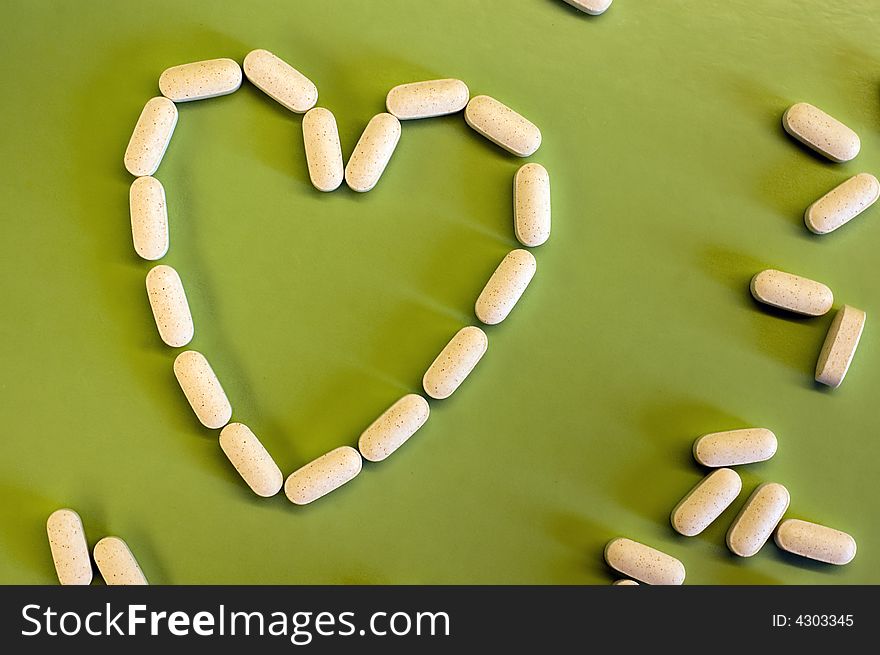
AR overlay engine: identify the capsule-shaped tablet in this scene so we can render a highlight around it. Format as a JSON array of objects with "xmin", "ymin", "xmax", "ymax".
[
  {"xmin": 749, "ymin": 269, "xmax": 833, "ymax": 316},
  {"xmin": 805, "ymin": 173, "xmax": 880, "ymax": 235},
  {"xmin": 93, "ymin": 537, "xmax": 148, "ymax": 585},
  {"xmin": 671, "ymin": 468, "xmax": 742, "ymax": 537},
  {"xmin": 782, "ymin": 102, "xmax": 860, "ymax": 163},
  {"xmin": 815, "ymin": 304, "xmax": 866, "ymax": 388},
  {"xmin": 46, "ymin": 509, "xmax": 92, "ymax": 586},
  {"xmin": 612, "ymin": 579, "xmax": 639, "ymax": 586},
  {"xmin": 284, "ymin": 446, "xmax": 362, "ymax": 505},
  {"xmin": 514, "ymin": 163, "xmax": 551, "ymax": 247},
  {"xmin": 158, "ymin": 58, "xmax": 242, "ymax": 102},
  {"xmin": 358, "ymin": 394, "xmax": 430, "ymax": 462},
  {"xmin": 302, "ymin": 107, "xmax": 344, "ymax": 192},
  {"xmin": 604, "ymin": 538, "xmax": 685, "ymax": 585},
  {"xmin": 344, "ymin": 113, "xmax": 401, "ymax": 192},
  {"xmin": 563, "ymin": 0, "xmax": 613, "ymax": 15},
  {"xmin": 219, "ymin": 423, "xmax": 283, "ymax": 497},
  {"xmin": 423, "ymin": 326, "xmax": 488, "ymax": 400},
  {"xmin": 475, "ymin": 249, "xmax": 537, "ymax": 325},
  {"xmin": 726, "ymin": 483, "xmax": 790, "ymax": 557},
  {"xmin": 774, "ymin": 519, "xmax": 856, "ymax": 565},
  {"xmin": 146, "ymin": 265, "xmax": 194, "ymax": 348},
  {"xmin": 693, "ymin": 428, "xmax": 777, "ymax": 467},
  {"xmin": 464, "ymin": 95, "xmax": 541, "ymax": 157},
  {"xmin": 124, "ymin": 97, "xmax": 178, "ymax": 177},
  {"xmin": 243, "ymin": 49, "xmax": 317, "ymax": 113},
  {"xmin": 173, "ymin": 350, "xmax": 232, "ymax": 429},
  {"xmin": 130, "ymin": 177, "xmax": 169, "ymax": 260},
  {"xmin": 385, "ymin": 79, "xmax": 469, "ymax": 120}
]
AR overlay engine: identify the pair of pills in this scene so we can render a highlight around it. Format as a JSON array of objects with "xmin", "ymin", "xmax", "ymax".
[{"xmin": 46, "ymin": 509, "xmax": 147, "ymax": 585}]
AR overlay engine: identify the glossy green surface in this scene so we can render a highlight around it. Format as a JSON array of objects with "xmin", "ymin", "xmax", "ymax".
[{"xmin": 1, "ymin": 0, "xmax": 878, "ymax": 584}]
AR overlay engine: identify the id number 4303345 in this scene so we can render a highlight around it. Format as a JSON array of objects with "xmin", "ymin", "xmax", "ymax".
[{"xmin": 772, "ymin": 614, "xmax": 854, "ymax": 628}]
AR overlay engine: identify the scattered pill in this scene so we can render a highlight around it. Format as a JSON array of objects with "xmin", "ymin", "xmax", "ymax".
[
  {"xmin": 344, "ymin": 113, "xmax": 401, "ymax": 192},
  {"xmin": 302, "ymin": 107, "xmax": 344, "ymax": 192},
  {"xmin": 749, "ymin": 269, "xmax": 833, "ymax": 316},
  {"xmin": 782, "ymin": 102, "xmax": 860, "ymax": 163},
  {"xmin": 514, "ymin": 163, "xmax": 551, "ymax": 247},
  {"xmin": 46, "ymin": 509, "xmax": 92, "ymax": 586},
  {"xmin": 726, "ymin": 483, "xmax": 790, "ymax": 557},
  {"xmin": 604, "ymin": 537, "xmax": 685, "ymax": 585},
  {"xmin": 612, "ymin": 579, "xmax": 639, "ymax": 586},
  {"xmin": 124, "ymin": 97, "xmax": 178, "ymax": 177},
  {"xmin": 158, "ymin": 58, "xmax": 242, "ymax": 102},
  {"xmin": 129, "ymin": 177, "xmax": 169, "ymax": 260},
  {"xmin": 475, "ymin": 249, "xmax": 537, "ymax": 325},
  {"xmin": 815, "ymin": 304, "xmax": 866, "ymax": 388},
  {"xmin": 358, "ymin": 394, "xmax": 430, "ymax": 462},
  {"xmin": 805, "ymin": 173, "xmax": 879, "ymax": 235},
  {"xmin": 693, "ymin": 428, "xmax": 777, "ymax": 467},
  {"xmin": 386, "ymin": 79, "xmax": 469, "ymax": 120},
  {"xmin": 173, "ymin": 350, "xmax": 232, "ymax": 429},
  {"xmin": 284, "ymin": 446, "xmax": 362, "ymax": 505},
  {"xmin": 464, "ymin": 95, "xmax": 541, "ymax": 157},
  {"xmin": 423, "ymin": 326, "xmax": 488, "ymax": 400},
  {"xmin": 219, "ymin": 423, "xmax": 284, "ymax": 497},
  {"xmin": 774, "ymin": 518, "xmax": 856, "ymax": 565},
  {"xmin": 563, "ymin": 0, "xmax": 612, "ymax": 15},
  {"xmin": 93, "ymin": 537, "xmax": 148, "ymax": 585},
  {"xmin": 671, "ymin": 468, "xmax": 742, "ymax": 537},
  {"xmin": 243, "ymin": 49, "xmax": 318, "ymax": 113},
  {"xmin": 146, "ymin": 265, "xmax": 194, "ymax": 348}
]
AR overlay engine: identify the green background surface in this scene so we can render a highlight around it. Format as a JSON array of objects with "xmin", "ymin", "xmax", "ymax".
[{"xmin": 2, "ymin": 0, "xmax": 879, "ymax": 585}]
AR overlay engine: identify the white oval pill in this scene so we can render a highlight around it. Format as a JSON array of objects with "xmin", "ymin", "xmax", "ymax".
[
  {"xmin": 750, "ymin": 269, "xmax": 833, "ymax": 316},
  {"xmin": 158, "ymin": 58, "xmax": 242, "ymax": 102},
  {"xmin": 173, "ymin": 350, "xmax": 232, "ymax": 429},
  {"xmin": 146, "ymin": 265, "xmax": 194, "ymax": 348},
  {"xmin": 782, "ymin": 102, "xmax": 860, "ymax": 163},
  {"xmin": 219, "ymin": 423, "xmax": 283, "ymax": 497},
  {"xmin": 815, "ymin": 304, "xmax": 866, "ymax": 388},
  {"xmin": 124, "ymin": 97, "xmax": 178, "ymax": 177},
  {"xmin": 46, "ymin": 509, "xmax": 92, "ymax": 586},
  {"xmin": 386, "ymin": 79, "xmax": 469, "ymax": 120},
  {"xmin": 302, "ymin": 107, "xmax": 344, "ymax": 192},
  {"xmin": 93, "ymin": 537, "xmax": 148, "ymax": 585},
  {"xmin": 671, "ymin": 468, "xmax": 742, "ymax": 537},
  {"xmin": 464, "ymin": 95, "xmax": 541, "ymax": 157},
  {"xmin": 514, "ymin": 163, "xmax": 551, "ymax": 247},
  {"xmin": 344, "ymin": 113, "xmax": 401, "ymax": 193},
  {"xmin": 243, "ymin": 49, "xmax": 318, "ymax": 113},
  {"xmin": 805, "ymin": 173, "xmax": 880, "ymax": 235},
  {"xmin": 129, "ymin": 177, "xmax": 169, "ymax": 260},
  {"xmin": 563, "ymin": 0, "xmax": 612, "ymax": 15},
  {"xmin": 693, "ymin": 428, "xmax": 777, "ymax": 467},
  {"xmin": 284, "ymin": 446, "xmax": 362, "ymax": 505},
  {"xmin": 423, "ymin": 326, "xmax": 488, "ymax": 400},
  {"xmin": 475, "ymin": 249, "xmax": 537, "ymax": 325},
  {"xmin": 612, "ymin": 579, "xmax": 639, "ymax": 586},
  {"xmin": 604, "ymin": 538, "xmax": 685, "ymax": 585},
  {"xmin": 358, "ymin": 394, "xmax": 430, "ymax": 462},
  {"xmin": 726, "ymin": 483, "xmax": 790, "ymax": 557},
  {"xmin": 774, "ymin": 519, "xmax": 856, "ymax": 565}
]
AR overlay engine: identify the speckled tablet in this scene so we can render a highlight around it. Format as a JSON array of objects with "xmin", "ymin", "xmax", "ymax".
[
  {"xmin": 612, "ymin": 579, "xmax": 639, "ymax": 586},
  {"xmin": 386, "ymin": 79, "xmax": 469, "ymax": 120},
  {"xmin": 782, "ymin": 102, "xmax": 860, "ymax": 163},
  {"xmin": 173, "ymin": 350, "xmax": 232, "ymax": 429},
  {"xmin": 124, "ymin": 97, "xmax": 178, "ymax": 177},
  {"xmin": 46, "ymin": 509, "xmax": 92, "ymax": 586},
  {"xmin": 604, "ymin": 537, "xmax": 685, "ymax": 585},
  {"xmin": 93, "ymin": 537, "xmax": 148, "ymax": 585},
  {"xmin": 774, "ymin": 519, "xmax": 856, "ymax": 565},
  {"xmin": 693, "ymin": 428, "xmax": 777, "ymax": 467},
  {"xmin": 563, "ymin": 0, "xmax": 613, "ymax": 15},
  {"xmin": 475, "ymin": 249, "xmax": 537, "ymax": 325},
  {"xmin": 464, "ymin": 95, "xmax": 541, "ymax": 157},
  {"xmin": 158, "ymin": 58, "xmax": 242, "ymax": 102},
  {"xmin": 805, "ymin": 173, "xmax": 880, "ymax": 235},
  {"xmin": 146, "ymin": 265, "xmax": 193, "ymax": 348},
  {"xmin": 358, "ymin": 394, "xmax": 430, "ymax": 462},
  {"xmin": 284, "ymin": 446, "xmax": 363, "ymax": 505},
  {"xmin": 671, "ymin": 468, "xmax": 742, "ymax": 537},
  {"xmin": 750, "ymin": 269, "xmax": 833, "ymax": 316},
  {"xmin": 514, "ymin": 163, "xmax": 551, "ymax": 247},
  {"xmin": 423, "ymin": 326, "xmax": 488, "ymax": 400},
  {"xmin": 727, "ymin": 483, "xmax": 790, "ymax": 557},
  {"xmin": 130, "ymin": 176, "xmax": 168, "ymax": 260},
  {"xmin": 219, "ymin": 422, "xmax": 284, "ymax": 497},
  {"xmin": 815, "ymin": 304, "xmax": 866, "ymax": 388},
  {"xmin": 344, "ymin": 113, "xmax": 401, "ymax": 192},
  {"xmin": 302, "ymin": 107, "xmax": 344, "ymax": 192},
  {"xmin": 243, "ymin": 49, "xmax": 318, "ymax": 113}
]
